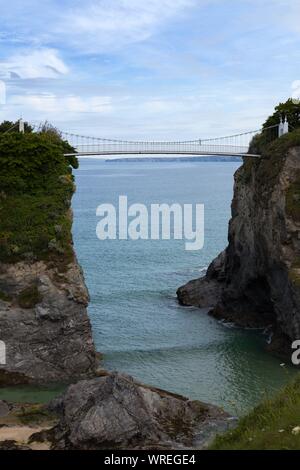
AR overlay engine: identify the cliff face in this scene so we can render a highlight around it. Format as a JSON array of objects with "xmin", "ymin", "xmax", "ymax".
[
  {"xmin": 0, "ymin": 131, "xmax": 97, "ymax": 384},
  {"xmin": 177, "ymin": 132, "xmax": 300, "ymax": 354},
  {"xmin": 0, "ymin": 259, "xmax": 96, "ymax": 384}
]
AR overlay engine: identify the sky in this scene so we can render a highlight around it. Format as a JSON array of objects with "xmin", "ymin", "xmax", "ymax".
[{"xmin": 0, "ymin": 0, "xmax": 300, "ymax": 140}]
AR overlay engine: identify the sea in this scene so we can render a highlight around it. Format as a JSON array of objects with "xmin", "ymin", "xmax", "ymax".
[
  {"xmin": 72, "ymin": 158, "xmax": 296, "ymax": 415},
  {"xmin": 0, "ymin": 158, "xmax": 295, "ymax": 414}
]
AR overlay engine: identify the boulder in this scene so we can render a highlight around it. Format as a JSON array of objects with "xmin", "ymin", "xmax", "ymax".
[{"xmin": 48, "ymin": 372, "xmax": 234, "ymax": 450}]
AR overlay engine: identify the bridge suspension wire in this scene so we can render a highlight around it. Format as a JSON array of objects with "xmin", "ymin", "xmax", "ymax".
[
  {"xmin": 25, "ymin": 121, "xmax": 280, "ymax": 158},
  {"xmin": 54, "ymin": 124, "xmax": 278, "ymax": 158}
]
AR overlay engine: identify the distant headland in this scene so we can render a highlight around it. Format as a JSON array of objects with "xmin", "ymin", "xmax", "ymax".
[{"xmin": 106, "ymin": 156, "xmax": 242, "ymax": 163}]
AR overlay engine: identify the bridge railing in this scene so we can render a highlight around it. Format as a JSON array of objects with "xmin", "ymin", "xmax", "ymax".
[
  {"xmin": 71, "ymin": 142, "xmax": 251, "ymax": 156},
  {"xmin": 1, "ymin": 120, "xmax": 282, "ymax": 157},
  {"xmin": 59, "ymin": 126, "xmax": 281, "ymax": 157},
  {"xmin": 23, "ymin": 122, "xmax": 280, "ymax": 158}
]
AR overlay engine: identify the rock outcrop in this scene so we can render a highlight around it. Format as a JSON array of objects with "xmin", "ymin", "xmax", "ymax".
[
  {"xmin": 0, "ymin": 130, "xmax": 97, "ymax": 383},
  {"xmin": 47, "ymin": 371, "xmax": 234, "ymax": 450},
  {"xmin": 177, "ymin": 133, "xmax": 300, "ymax": 355},
  {"xmin": 0, "ymin": 258, "xmax": 97, "ymax": 384}
]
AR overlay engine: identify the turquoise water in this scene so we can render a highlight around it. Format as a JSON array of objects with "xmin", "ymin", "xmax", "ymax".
[
  {"xmin": 71, "ymin": 159, "xmax": 295, "ymax": 415},
  {"xmin": 0, "ymin": 158, "xmax": 295, "ymax": 409},
  {"xmin": 0, "ymin": 384, "xmax": 66, "ymax": 404}
]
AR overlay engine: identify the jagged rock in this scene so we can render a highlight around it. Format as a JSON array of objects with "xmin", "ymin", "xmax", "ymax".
[
  {"xmin": 0, "ymin": 258, "xmax": 97, "ymax": 383},
  {"xmin": 48, "ymin": 372, "xmax": 234, "ymax": 450},
  {"xmin": 177, "ymin": 251, "xmax": 226, "ymax": 307},
  {"xmin": 177, "ymin": 143, "xmax": 300, "ymax": 354}
]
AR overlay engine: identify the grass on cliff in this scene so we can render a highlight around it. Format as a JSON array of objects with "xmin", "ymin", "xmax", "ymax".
[
  {"xmin": 210, "ymin": 375, "xmax": 300, "ymax": 450},
  {"xmin": 239, "ymin": 128, "xmax": 300, "ymax": 189},
  {"xmin": 0, "ymin": 131, "xmax": 78, "ymax": 265}
]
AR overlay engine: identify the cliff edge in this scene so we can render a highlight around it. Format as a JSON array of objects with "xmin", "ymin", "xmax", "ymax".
[
  {"xmin": 0, "ymin": 129, "xmax": 97, "ymax": 384},
  {"xmin": 177, "ymin": 130, "xmax": 300, "ymax": 355}
]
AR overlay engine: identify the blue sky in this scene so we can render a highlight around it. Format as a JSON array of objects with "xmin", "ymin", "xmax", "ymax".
[{"xmin": 0, "ymin": 0, "xmax": 299, "ymax": 139}]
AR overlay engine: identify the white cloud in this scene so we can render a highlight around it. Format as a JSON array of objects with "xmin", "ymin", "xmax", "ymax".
[
  {"xmin": 54, "ymin": 0, "xmax": 196, "ymax": 52},
  {"xmin": 9, "ymin": 93, "xmax": 113, "ymax": 116},
  {"xmin": 0, "ymin": 0, "xmax": 299, "ymax": 140},
  {"xmin": 0, "ymin": 0, "xmax": 200, "ymax": 54},
  {"xmin": 0, "ymin": 48, "xmax": 69, "ymax": 79}
]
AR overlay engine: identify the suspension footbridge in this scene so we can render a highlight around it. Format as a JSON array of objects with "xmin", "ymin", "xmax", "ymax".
[
  {"xmin": 58, "ymin": 123, "xmax": 283, "ymax": 158},
  {"xmin": 14, "ymin": 118, "xmax": 289, "ymax": 158}
]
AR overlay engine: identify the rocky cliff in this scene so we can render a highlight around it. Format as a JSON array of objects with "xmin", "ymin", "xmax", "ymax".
[
  {"xmin": 177, "ymin": 131, "xmax": 300, "ymax": 355},
  {"xmin": 0, "ymin": 258, "xmax": 96, "ymax": 384},
  {"xmin": 0, "ymin": 130, "xmax": 97, "ymax": 384}
]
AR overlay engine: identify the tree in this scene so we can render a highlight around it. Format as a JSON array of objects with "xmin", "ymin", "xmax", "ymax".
[
  {"xmin": 0, "ymin": 120, "xmax": 33, "ymax": 134},
  {"xmin": 263, "ymin": 99, "xmax": 300, "ymax": 131},
  {"xmin": 0, "ymin": 119, "xmax": 78, "ymax": 169},
  {"xmin": 249, "ymin": 99, "xmax": 300, "ymax": 154},
  {"xmin": 0, "ymin": 131, "xmax": 76, "ymax": 262},
  {"xmin": 36, "ymin": 121, "xmax": 78, "ymax": 169}
]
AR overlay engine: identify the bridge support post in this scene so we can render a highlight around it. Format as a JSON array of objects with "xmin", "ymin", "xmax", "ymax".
[
  {"xmin": 283, "ymin": 116, "xmax": 289, "ymax": 135},
  {"xmin": 279, "ymin": 116, "xmax": 289, "ymax": 137},
  {"xmin": 19, "ymin": 118, "xmax": 25, "ymax": 134}
]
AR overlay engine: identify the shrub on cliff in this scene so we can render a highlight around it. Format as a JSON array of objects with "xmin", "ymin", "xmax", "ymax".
[
  {"xmin": 249, "ymin": 99, "xmax": 300, "ymax": 155},
  {"xmin": 263, "ymin": 98, "xmax": 300, "ymax": 132},
  {"xmin": 0, "ymin": 129, "xmax": 78, "ymax": 264},
  {"xmin": 211, "ymin": 375, "xmax": 300, "ymax": 450},
  {"xmin": 0, "ymin": 132, "xmax": 77, "ymax": 194},
  {"xmin": 0, "ymin": 120, "xmax": 33, "ymax": 134},
  {"xmin": 243, "ymin": 128, "xmax": 300, "ymax": 187}
]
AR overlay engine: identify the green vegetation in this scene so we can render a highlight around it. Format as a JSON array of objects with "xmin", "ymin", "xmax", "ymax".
[
  {"xmin": 240, "ymin": 128, "xmax": 300, "ymax": 190},
  {"xmin": 211, "ymin": 375, "xmax": 300, "ymax": 450},
  {"xmin": 0, "ymin": 120, "xmax": 33, "ymax": 134},
  {"xmin": 0, "ymin": 122, "xmax": 78, "ymax": 264},
  {"xmin": 255, "ymin": 129, "xmax": 300, "ymax": 185},
  {"xmin": 248, "ymin": 99, "xmax": 300, "ymax": 155},
  {"xmin": 18, "ymin": 284, "xmax": 41, "ymax": 309},
  {"xmin": 263, "ymin": 98, "xmax": 300, "ymax": 132}
]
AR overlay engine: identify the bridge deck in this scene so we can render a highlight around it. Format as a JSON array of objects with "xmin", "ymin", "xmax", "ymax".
[{"xmin": 64, "ymin": 150, "xmax": 260, "ymax": 158}]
